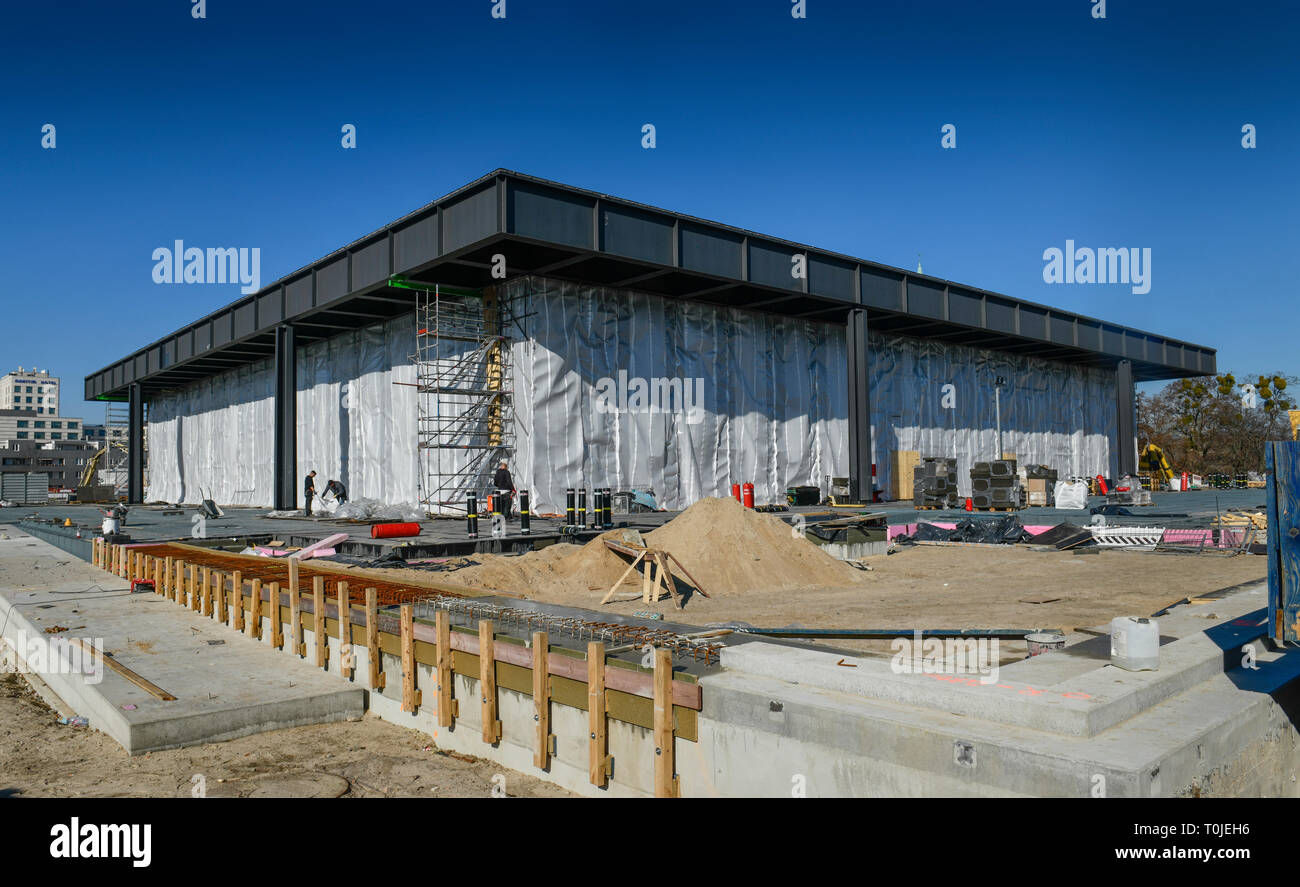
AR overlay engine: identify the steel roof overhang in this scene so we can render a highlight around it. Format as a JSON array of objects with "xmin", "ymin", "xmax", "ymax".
[{"xmin": 86, "ymin": 169, "xmax": 1215, "ymax": 401}]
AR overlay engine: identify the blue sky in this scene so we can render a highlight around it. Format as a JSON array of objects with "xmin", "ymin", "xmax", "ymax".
[{"xmin": 1, "ymin": 0, "xmax": 1295, "ymax": 420}]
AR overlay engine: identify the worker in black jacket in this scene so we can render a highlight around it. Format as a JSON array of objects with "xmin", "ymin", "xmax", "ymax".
[
  {"xmin": 303, "ymin": 470, "xmax": 317, "ymax": 516},
  {"xmin": 493, "ymin": 461, "xmax": 515, "ymax": 519},
  {"xmin": 324, "ymin": 479, "xmax": 348, "ymax": 505}
]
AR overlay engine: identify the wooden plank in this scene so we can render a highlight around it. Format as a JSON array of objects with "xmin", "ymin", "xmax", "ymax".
[
  {"xmin": 201, "ymin": 566, "xmax": 212, "ymax": 617},
  {"xmin": 71, "ymin": 639, "xmax": 176, "ymax": 701},
  {"xmin": 288, "ymin": 559, "xmax": 301, "ymax": 654},
  {"xmin": 1266, "ymin": 442, "xmax": 1300, "ymax": 644},
  {"xmin": 338, "ymin": 581, "xmax": 352, "ymax": 679},
  {"xmin": 189, "ymin": 560, "xmax": 200, "ymax": 611},
  {"xmin": 214, "ymin": 571, "xmax": 227, "ymax": 622},
  {"xmin": 290, "ymin": 577, "xmax": 303, "ymax": 657},
  {"xmin": 248, "ymin": 578, "xmax": 262, "ymax": 640},
  {"xmin": 479, "ymin": 620, "xmax": 501, "ymax": 743},
  {"xmin": 172, "ymin": 560, "xmax": 183, "ymax": 604},
  {"xmin": 588, "ymin": 641, "xmax": 609, "ymax": 787},
  {"xmin": 231, "ymin": 570, "xmax": 244, "ymax": 630},
  {"xmin": 269, "ymin": 582, "xmax": 283, "ymax": 648},
  {"xmin": 313, "ymin": 576, "xmax": 327, "ymax": 668},
  {"xmin": 400, "ymin": 603, "xmax": 420, "ymax": 713},
  {"xmin": 533, "ymin": 631, "xmax": 551, "ymax": 769},
  {"xmin": 653, "ymin": 647, "xmax": 677, "ymax": 798},
  {"xmin": 435, "ymin": 610, "xmax": 456, "ymax": 727},
  {"xmin": 366, "ymin": 587, "xmax": 384, "ymax": 689},
  {"xmin": 163, "ymin": 556, "xmax": 173, "ymax": 597}
]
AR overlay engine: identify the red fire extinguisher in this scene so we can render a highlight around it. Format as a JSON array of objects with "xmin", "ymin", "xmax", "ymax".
[
  {"xmin": 741, "ymin": 482, "xmax": 755, "ymax": 509},
  {"xmin": 731, "ymin": 483, "xmax": 742, "ymax": 503}
]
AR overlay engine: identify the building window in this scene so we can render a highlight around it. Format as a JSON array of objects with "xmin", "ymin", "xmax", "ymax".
[
  {"xmin": 51, "ymin": 421, "xmax": 62, "ymax": 429},
  {"xmin": 34, "ymin": 422, "xmax": 44, "ymax": 428},
  {"xmin": 34, "ymin": 433, "xmax": 44, "ymax": 439},
  {"xmin": 67, "ymin": 421, "xmax": 78, "ymax": 429},
  {"xmin": 16, "ymin": 421, "xmax": 26, "ymax": 428},
  {"xmin": 51, "ymin": 433, "xmax": 61, "ymax": 440},
  {"xmin": 16, "ymin": 432, "xmax": 27, "ymax": 439}
]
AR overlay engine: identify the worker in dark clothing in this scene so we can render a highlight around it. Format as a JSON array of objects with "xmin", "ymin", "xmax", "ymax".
[
  {"xmin": 492, "ymin": 461, "xmax": 515, "ymax": 520},
  {"xmin": 324, "ymin": 479, "xmax": 348, "ymax": 505},
  {"xmin": 303, "ymin": 470, "xmax": 317, "ymax": 517}
]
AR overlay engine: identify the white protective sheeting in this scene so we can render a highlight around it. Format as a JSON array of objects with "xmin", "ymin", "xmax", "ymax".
[
  {"xmin": 146, "ymin": 361, "xmax": 275, "ymax": 505},
  {"xmin": 507, "ymin": 277, "xmax": 847, "ymax": 513},
  {"xmin": 147, "ymin": 275, "xmax": 1118, "ymax": 511},
  {"xmin": 867, "ymin": 330, "xmax": 1116, "ymax": 499}
]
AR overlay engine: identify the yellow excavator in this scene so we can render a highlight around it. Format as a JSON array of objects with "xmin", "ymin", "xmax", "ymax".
[{"xmin": 1140, "ymin": 443, "xmax": 1176, "ymax": 487}]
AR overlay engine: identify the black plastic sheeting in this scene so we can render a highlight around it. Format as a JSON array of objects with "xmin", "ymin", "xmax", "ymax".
[{"xmin": 895, "ymin": 515, "xmax": 1031, "ymax": 545}]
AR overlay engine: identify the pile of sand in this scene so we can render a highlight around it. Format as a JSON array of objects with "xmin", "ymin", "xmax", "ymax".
[{"xmin": 447, "ymin": 496, "xmax": 868, "ymax": 600}]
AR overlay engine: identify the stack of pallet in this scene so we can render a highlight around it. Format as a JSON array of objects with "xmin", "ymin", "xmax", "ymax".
[
  {"xmin": 912, "ymin": 457, "xmax": 959, "ymax": 510},
  {"xmin": 969, "ymin": 459, "xmax": 1023, "ymax": 510},
  {"xmin": 1024, "ymin": 464, "xmax": 1059, "ymax": 507}
]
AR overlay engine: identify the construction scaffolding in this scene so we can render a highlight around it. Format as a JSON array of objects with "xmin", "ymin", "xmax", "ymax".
[
  {"xmin": 99, "ymin": 401, "xmax": 139, "ymax": 499},
  {"xmin": 399, "ymin": 276, "xmax": 519, "ymax": 516}
]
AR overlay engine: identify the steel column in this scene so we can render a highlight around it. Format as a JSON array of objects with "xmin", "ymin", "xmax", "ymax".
[
  {"xmin": 846, "ymin": 308, "xmax": 873, "ymax": 501},
  {"xmin": 1116, "ymin": 359, "xmax": 1137, "ymax": 477},
  {"xmin": 127, "ymin": 382, "xmax": 144, "ymax": 504},
  {"xmin": 274, "ymin": 324, "xmax": 298, "ymax": 510}
]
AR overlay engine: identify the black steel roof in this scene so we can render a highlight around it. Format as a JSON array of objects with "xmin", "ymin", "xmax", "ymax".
[{"xmin": 86, "ymin": 169, "xmax": 1214, "ymax": 400}]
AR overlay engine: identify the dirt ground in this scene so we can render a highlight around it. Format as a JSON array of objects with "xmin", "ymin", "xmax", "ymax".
[
  {"xmin": 0, "ymin": 672, "xmax": 572, "ymax": 798},
  {"xmin": 335, "ymin": 498, "xmax": 1268, "ymax": 638}
]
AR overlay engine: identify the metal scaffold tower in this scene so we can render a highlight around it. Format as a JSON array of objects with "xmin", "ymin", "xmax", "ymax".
[
  {"xmin": 395, "ymin": 276, "xmax": 520, "ymax": 516},
  {"xmin": 101, "ymin": 401, "xmax": 140, "ymax": 499}
]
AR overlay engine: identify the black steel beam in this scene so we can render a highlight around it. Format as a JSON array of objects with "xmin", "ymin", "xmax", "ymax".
[
  {"xmin": 128, "ymin": 382, "xmax": 144, "ymax": 504},
  {"xmin": 273, "ymin": 324, "xmax": 298, "ymax": 510},
  {"xmin": 846, "ymin": 308, "xmax": 873, "ymax": 502},
  {"xmin": 1116, "ymin": 359, "xmax": 1137, "ymax": 477}
]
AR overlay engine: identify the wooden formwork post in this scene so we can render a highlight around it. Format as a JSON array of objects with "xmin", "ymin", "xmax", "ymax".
[
  {"xmin": 533, "ymin": 630, "xmax": 552, "ymax": 769},
  {"xmin": 400, "ymin": 604, "xmax": 421, "ymax": 713},
  {"xmin": 189, "ymin": 563, "xmax": 200, "ymax": 611},
  {"xmin": 588, "ymin": 641, "xmax": 610, "ymax": 787},
  {"xmin": 200, "ymin": 567, "xmax": 212, "ymax": 617},
  {"xmin": 366, "ymin": 587, "xmax": 384, "ymax": 690},
  {"xmin": 313, "ymin": 577, "xmax": 327, "ymax": 668},
  {"xmin": 215, "ymin": 571, "xmax": 227, "ymax": 622},
  {"xmin": 269, "ymin": 582, "xmax": 283, "ymax": 648},
  {"xmin": 287, "ymin": 559, "xmax": 300, "ymax": 653},
  {"xmin": 479, "ymin": 620, "xmax": 501, "ymax": 744},
  {"xmin": 435, "ymin": 609, "xmax": 456, "ymax": 727},
  {"xmin": 338, "ymin": 582, "xmax": 352, "ymax": 679},
  {"xmin": 290, "ymin": 577, "xmax": 303, "ymax": 657},
  {"xmin": 231, "ymin": 570, "xmax": 244, "ymax": 630},
  {"xmin": 163, "ymin": 556, "xmax": 173, "ymax": 596},
  {"xmin": 173, "ymin": 560, "xmax": 183, "ymax": 604},
  {"xmin": 248, "ymin": 579, "xmax": 262, "ymax": 640},
  {"xmin": 653, "ymin": 647, "xmax": 678, "ymax": 798}
]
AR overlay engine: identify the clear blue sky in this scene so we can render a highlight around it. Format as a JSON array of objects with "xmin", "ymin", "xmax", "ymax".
[{"xmin": 1, "ymin": 0, "xmax": 1295, "ymax": 421}]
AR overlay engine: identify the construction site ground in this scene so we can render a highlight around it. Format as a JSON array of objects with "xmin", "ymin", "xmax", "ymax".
[
  {"xmin": 0, "ymin": 672, "xmax": 571, "ymax": 798},
  {"xmin": 8, "ymin": 488, "xmax": 1269, "ymax": 660}
]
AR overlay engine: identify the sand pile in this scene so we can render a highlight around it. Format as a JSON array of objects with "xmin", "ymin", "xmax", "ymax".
[
  {"xmin": 642, "ymin": 497, "xmax": 867, "ymax": 593},
  {"xmin": 447, "ymin": 496, "xmax": 868, "ymax": 600}
]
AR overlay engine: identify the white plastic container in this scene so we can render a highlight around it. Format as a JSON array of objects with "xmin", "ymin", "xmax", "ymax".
[
  {"xmin": 102, "ymin": 516, "xmax": 120, "ymax": 536},
  {"xmin": 1110, "ymin": 616, "xmax": 1159, "ymax": 671}
]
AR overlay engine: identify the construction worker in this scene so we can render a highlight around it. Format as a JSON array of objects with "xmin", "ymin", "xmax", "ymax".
[
  {"xmin": 493, "ymin": 461, "xmax": 516, "ymax": 520},
  {"xmin": 324, "ymin": 478, "xmax": 348, "ymax": 505},
  {"xmin": 303, "ymin": 470, "xmax": 317, "ymax": 516}
]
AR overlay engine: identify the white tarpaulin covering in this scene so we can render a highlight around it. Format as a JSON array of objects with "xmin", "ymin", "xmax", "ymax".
[
  {"xmin": 147, "ymin": 275, "xmax": 1117, "ymax": 510},
  {"xmin": 867, "ymin": 331, "xmax": 1116, "ymax": 499}
]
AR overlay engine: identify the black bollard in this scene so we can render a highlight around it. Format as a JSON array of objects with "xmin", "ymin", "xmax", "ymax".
[
  {"xmin": 566, "ymin": 488, "xmax": 576, "ymax": 527},
  {"xmin": 467, "ymin": 491, "xmax": 478, "ymax": 538},
  {"xmin": 519, "ymin": 490, "xmax": 530, "ymax": 535},
  {"xmin": 577, "ymin": 488, "xmax": 587, "ymax": 529}
]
